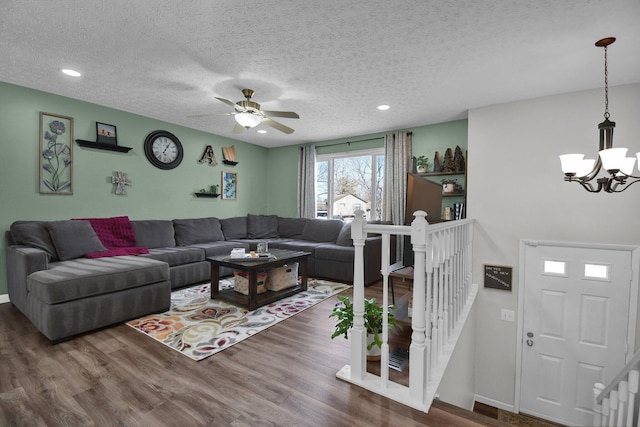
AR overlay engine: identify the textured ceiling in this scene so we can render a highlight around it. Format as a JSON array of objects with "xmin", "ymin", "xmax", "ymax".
[{"xmin": 1, "ymin": 1, "xmax": 639, "ymax": 148}]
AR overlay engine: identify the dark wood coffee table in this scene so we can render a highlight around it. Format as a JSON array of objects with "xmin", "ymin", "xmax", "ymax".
[{"xmin": 207, "ymin": 248, "xmax": 311, "ymax": 310}]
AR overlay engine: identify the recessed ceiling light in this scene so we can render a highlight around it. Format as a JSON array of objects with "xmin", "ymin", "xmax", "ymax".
[
  {"xmin": 376, "ymin": 104, "xmax": 390, "ymax": 111},
  {"xmin": 257, "ymin": 129, "xmax": 267, "ymax": 134},
  {"xmin": 61, "ymin": 68, "xmax": 81, "ymax": 77}
]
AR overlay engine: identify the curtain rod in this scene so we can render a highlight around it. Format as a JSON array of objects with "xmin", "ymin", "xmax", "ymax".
[{"xmin": 317, "ymin": 136, "xmax": 384, "ymax": 149}]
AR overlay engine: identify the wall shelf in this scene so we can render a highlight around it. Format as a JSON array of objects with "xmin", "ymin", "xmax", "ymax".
[
  {"xmin": 76, "ymin": 139, "xmax": 133, "ymax": 153},
  {"xmin": 194, "ymin": 193, "xmax": 220, "ymax": 198}
]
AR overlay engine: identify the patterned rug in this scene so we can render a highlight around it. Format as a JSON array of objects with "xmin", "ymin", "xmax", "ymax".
[{"xmin": 126, "ymin": 278, "xmax": 350, "ymax": 361}]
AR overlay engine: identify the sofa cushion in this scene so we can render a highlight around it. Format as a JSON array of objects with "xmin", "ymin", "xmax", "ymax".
[
  {"xmin": 278, "ymin": 217, "xmax": 307, "ymax": 239},
  {"xmin": 10, "ymin": 221, "xmax": 58, "ymax": 260},
  {"xmin": 131, "ymin": 220, "xmax": 176, "ymax": 248},
  {"xmin": 335, "ymin": 223, "xmax": 352, "ymax": 246},
  {"xmin": 301, "ymin": 219, "xmax": 344, "ymax": 242},
  {"xmin": 220, "ymin": 216, "xmax": 247, "ymax": 240},
  {"xmin": 247, "ymin": 214, "xmax": 279, "ymax": 239},
  {"xmin": 28, "ymin": 256, "xmax": 169, "ymax": 304},
  {"xmin": 173, "ymin": 217, "xmax": 224, "ymax": 246},
  {"xmin": 45, "ymin": 220, "xmax": 107, "ymax": 261},
  {"xmin": 189, "ymin": 241, "xmax": 248, "ymax": 258},
  {"xmin": 142, "ymin": 247, "xmax": 205, "ymax": 267},
  {"xmin": 315, "ymin": 243, "xmax": 355, "ymax": 262}
]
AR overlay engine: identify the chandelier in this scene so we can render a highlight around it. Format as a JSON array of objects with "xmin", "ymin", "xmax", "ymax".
[{"xmin": 559, "ymin": 37, "xmax": 639, "ymax": 193}]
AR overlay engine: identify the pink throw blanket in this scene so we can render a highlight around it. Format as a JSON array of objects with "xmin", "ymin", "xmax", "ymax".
[{"xmin": 74, "ymin": 216, "xmax": 149, "ymax": 258}]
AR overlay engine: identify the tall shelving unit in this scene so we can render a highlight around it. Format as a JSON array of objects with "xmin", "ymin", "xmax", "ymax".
[{"xmin": 414, "ymin": 170, "xmax": 466, "ymax": 220}]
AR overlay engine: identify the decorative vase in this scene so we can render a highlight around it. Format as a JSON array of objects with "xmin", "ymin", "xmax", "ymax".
[
  {"xmin": 416, "ymin": 165, "xmax": 427, "ymax": 173},
  {"xmin": 366, "ymin": 333, "xmax": 381, "ymax": 361}
]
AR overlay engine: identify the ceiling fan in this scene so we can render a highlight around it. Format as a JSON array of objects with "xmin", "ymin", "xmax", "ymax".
[{"xmin": 189, "ymin": 89, "xmax": 299, "ymax": 134}]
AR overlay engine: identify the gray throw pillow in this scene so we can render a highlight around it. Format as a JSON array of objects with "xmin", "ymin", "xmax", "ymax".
[
  {"xmin": 45, "ymin": 220, "xmax": 107, "ymax": 261},
  {"xmin": 278, "ymin": 217, "xmax": 307, "ymax": 239},
  {"xmin": 9, "ymin": 221, "xmax": 58, "ymax": 260},
  {"xmin": 301, "ymin": 219, "xmax": 344, "ymax": 242},
  {"xmin": 247, "ymin": 214, "xmax": 279, "ymax": 239},
  {"xmin": 220, "ymin": 216, "xmax": 248, "ymax": 240},
  {"xmin": 173, "ymin": 217, "xmax": 224, "ymax": 245},
  {"xmin": 335, "ymin": 223, "xmax": 353, "ymax": 246},
  {"xmin": 131, "ymin": 220, "xmax": 176, "ymax": 248}
]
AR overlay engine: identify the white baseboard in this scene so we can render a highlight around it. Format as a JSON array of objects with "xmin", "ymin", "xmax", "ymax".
[
  {"xmin": 0, "ymin": 294, "xmax": 10, "ymax": 304},
  {"xmin": 473, "ymin": 394, "xmax": 514, "ymax": 412}
]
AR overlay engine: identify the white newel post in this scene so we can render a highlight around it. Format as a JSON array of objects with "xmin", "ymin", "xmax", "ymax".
[
  {"xmin": 350, "ymin": 210, "xmax": 367, "ymax": 381},
  {"xmin": 594, "ymin": 383, "xmax": 605, "ymax": 426},
  {"xmin": 409, "ymin": 211, "xmax": 428, "ymax": 405},
  {"xmin": 380, "ymin": 232, "xmax": 391, "ymax": 387}
]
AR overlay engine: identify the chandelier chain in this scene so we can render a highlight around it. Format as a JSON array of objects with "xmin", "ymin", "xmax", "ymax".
[{"xmin": 604, "ymin": 45, "xmax": 609, "ymax": 119}]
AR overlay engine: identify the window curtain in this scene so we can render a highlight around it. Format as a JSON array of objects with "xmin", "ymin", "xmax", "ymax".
[
  {"xmin": 297, "ymin": 144, "xmax": 316, "ymax": 218},
  {"xmin": 383, "ymin": 132, "xmax": 412, "ymax": 261}
]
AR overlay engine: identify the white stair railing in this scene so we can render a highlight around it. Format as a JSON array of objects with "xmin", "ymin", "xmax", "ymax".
[
  {"xmin": 336, "ymin": 210, "xmax": 478, "ymax": 413},
  {"xmin": 593, "ymin": 349, "xmax": 640, "ymax": 426}
]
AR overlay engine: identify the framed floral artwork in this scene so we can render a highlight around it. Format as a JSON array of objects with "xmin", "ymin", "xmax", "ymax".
[
  {"xmin": 222, "ymin": 171, "xmax": 237, "ymax": 200},
  {"xmin": 39, "ymin": 112, "xmax": 74, "ymax": 194}
]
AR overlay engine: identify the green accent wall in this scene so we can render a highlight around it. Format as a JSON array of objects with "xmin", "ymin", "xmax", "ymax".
[
  {"xmin": 0, "ymin": 80, "xmax": 468, "ymax": 296},
  {"xmin": 0, "ymin": 81, "xmax": 269, "ymax": 295}
]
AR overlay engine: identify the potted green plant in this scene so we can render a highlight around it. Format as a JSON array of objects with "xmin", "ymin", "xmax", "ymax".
[
  {"xmin": 415, "ymin": 155, "xmax": 430, "ymax": 173},
  {"xmin": 330, "ymin": 295, "xmax": 398, "ymax": 358},
  {"xmin": 441, "ymin": 178, "xmax": 457, "ymax": 194}
]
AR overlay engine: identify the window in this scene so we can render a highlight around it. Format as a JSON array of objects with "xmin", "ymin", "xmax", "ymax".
[{"xmin": 316, "ymin": 148, "xmax": 384, "ymax": 221}]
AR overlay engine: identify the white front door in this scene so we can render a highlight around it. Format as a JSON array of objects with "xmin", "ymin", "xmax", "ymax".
[{"xmin": 519, "ymin": 242, "xmax": 633, "ymax": 426}]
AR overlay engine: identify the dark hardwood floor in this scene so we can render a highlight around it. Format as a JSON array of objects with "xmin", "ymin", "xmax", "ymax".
[{"xmin": 0, "ymin": 280, "xmax": 507, "ymax": 426}]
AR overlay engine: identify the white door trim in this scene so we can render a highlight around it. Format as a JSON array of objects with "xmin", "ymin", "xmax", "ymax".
[{"xmin": 514, "ymin": 239, "xmax": 640, "ymax": 415}]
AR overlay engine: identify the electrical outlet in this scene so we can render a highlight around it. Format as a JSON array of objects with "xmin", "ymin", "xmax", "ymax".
[{"xmin": 501, "ymin": 309, "xmax": 515, "ymax": 322}]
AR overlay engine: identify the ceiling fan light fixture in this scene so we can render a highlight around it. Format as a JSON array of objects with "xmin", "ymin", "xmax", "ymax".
[{"xmin": 234, "ymin": 112, "xmax": 262, "ymax": 128}]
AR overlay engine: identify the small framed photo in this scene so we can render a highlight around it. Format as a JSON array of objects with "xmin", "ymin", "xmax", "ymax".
[
  {"xmin": 96, "ymin": 122, "xmax": 117, "ymax": 145},
  {"xmin": 222, "ymin": 171, "xmax": 237, "ymax": 200}
]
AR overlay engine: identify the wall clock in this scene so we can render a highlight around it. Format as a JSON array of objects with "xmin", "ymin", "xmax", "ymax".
[{"xmin": 143, "ymin": 130, "xmax": 184, "ymax": 170}]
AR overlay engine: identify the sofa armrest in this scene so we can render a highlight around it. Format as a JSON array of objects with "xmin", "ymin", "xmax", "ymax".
[{"xmin": 6, "ymin": 245, "xmax": 49, "ymax": 313}]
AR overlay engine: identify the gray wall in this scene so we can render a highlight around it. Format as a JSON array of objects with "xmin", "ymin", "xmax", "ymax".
[{"xmin": 468, "ymin": 83, "xmax": 640, "ymax": 407}]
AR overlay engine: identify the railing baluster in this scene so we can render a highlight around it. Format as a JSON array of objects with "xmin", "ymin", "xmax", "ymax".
[
  {"xmin": 610, "ymin": 390, "xmax": 619, "ymax": 427},
  {"xmin": 618, "ymin": 381, "xmax": 628, "ymax": 426},
  {"xmin": 627, "ymin": 370, "xmax": 638, "ymax": 427},
  {"xmin": 595, "ymin": 383, "xmax": 605, "ymax": 426}
]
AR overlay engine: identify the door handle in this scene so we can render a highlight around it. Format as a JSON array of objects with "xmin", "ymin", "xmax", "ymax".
[{"xmin": 526, "ymin": 339, "xmax": 534, "ymax": 347}]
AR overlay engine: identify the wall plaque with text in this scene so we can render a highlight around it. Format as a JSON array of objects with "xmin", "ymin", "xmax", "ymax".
[{"xmin": 484, "ymin": 264, "xmax": 512, "ymax": 291}]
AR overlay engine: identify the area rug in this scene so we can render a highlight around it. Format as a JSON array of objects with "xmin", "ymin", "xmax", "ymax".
[{"xmin": 126, "ymin": 278, "xmax": 350, "ymax": 361}]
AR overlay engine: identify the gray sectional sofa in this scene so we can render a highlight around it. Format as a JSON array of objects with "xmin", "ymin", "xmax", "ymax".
[{"xmin": 6, "ymin": 214, "xmax": 386, "ymax": 342}]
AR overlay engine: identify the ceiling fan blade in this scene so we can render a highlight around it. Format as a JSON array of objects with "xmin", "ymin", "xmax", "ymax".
[
  {"xmin": 232, "ymin": 123, "xmax": 245, "ymax": 134},
  {"xmin": 262, "ymin": 118, "xmax": 295, "ymax": 134},
  {"xmin": 261, "ymin": 110, "xmax": 300, "ymax": 119},
  {"xmin": 187, "ymin": 112, "xmax": 234, "ymax": 118},
  {"xmin": 215, "ymin": 97, "xmax": 237, "ymax": 108}
]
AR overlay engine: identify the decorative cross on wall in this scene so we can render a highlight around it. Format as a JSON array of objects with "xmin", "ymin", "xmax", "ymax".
[{"xmin": 112, "ymin": 171, "xmax": 131, "ymax": 195}]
